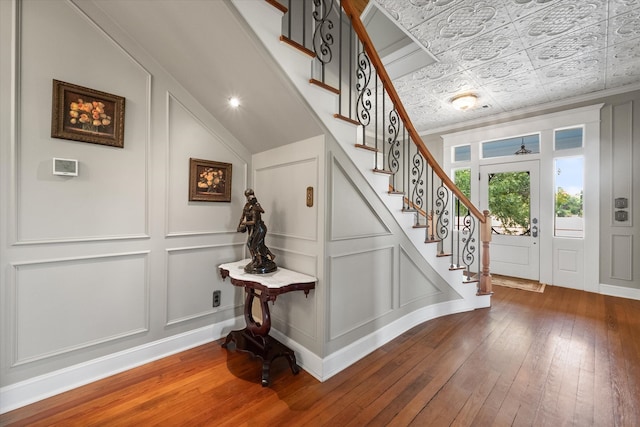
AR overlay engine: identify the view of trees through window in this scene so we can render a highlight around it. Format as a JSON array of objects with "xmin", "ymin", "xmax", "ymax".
[
  {"xmin": 487, "ymin": 171, "xmax": 531, "ymax": 235},
  {"xmin": 454, "ymin": 168, "xmax": 470, "ymax": 217},
  {"xmin": 554, "ymin": 157, "xmax": 584, "ymax": 238}
]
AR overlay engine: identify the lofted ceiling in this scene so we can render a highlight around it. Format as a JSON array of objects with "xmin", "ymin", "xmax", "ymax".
[
  {"xmin": 80, "ymin": 0, "xmax": 640, "ymax": 150},
  {"xmin": 368, "ymin": 0, "xmax": 640, "ymax": 133},
  {"xmin": 79, "ymin": 0, "xmax": 323, "ymax": 154}
]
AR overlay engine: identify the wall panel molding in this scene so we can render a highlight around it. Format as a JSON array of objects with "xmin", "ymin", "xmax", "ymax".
[
  {"xmin": 10, "ymin": 252, "xmax": 150, "ymax": 366},
  {"xmin": 610, "ymin": 234, "xmax": 633, "ymax": 280},
  {"xmin": 328, "ymin": 246, "xmax": 394, "ymax": 340},
  {"xmin": 165, "ymin": 243, "xmax": 243, "ymax": 326}
]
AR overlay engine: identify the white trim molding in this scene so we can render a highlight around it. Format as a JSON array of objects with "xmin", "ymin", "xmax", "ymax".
[
  {"xmin": 0, "ymin": 318, "xmax": 243, "ymax": 414},
  {"xmin": 599, "ymin": 283, "xmax": 640, "ymax": 301}
]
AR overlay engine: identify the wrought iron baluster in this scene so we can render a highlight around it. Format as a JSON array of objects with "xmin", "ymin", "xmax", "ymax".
[
  {"xmin": 387, "ymin": 107, "xmax": 400, "ymax": 180},
  {"xmin": 461, "ymin": 212, "xmax": 476, "ymax": 282},
  {"xmin": 356, "ymin": 46, "xmax": 371, "ymax": 153},
  {"xmin": 435, "ymin": 179, "xmax": 450, "ymax": 254},
  {"xmin": 411, "ymin": 149, "xmax": 425, "ymax": 221},
  {"xmin": 312, "ymin": 0, "xmax": 335, "ymax": 83}
]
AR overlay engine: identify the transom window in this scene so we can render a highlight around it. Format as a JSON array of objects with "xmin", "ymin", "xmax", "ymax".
[{"xmin": 482, "ymin": 134, "xmax": 540, "ymax": 159}]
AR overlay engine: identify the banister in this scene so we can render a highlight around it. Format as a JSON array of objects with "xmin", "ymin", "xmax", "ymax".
[{"xmin": 341, "ymin": 0, "xmax": 486, "ymax": 223}]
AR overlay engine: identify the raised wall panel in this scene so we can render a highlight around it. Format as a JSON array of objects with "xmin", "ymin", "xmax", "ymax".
[
  {"xmin": 329, "ymin": 247, "xmax": 394, "ymax": 340},
  {"xmin": 399, "ymin": 248, "xmax": 442, "ymax": 307},
  {"xmin": 611, "ymin": 102, "xmax": 633, "ymax": 227},
  {"xmin": 331, "ymin": 160, "xmax": 389, "ymax": 240},
  {"xmin": 557, "ymin": 249, "xmax": 578, "ymax": 272},
  {"xmin": 270, "ymin": 251, "xmax": 318, "ymax": 341},
  {"xmin": 611, "ymin": 234, "xmax": 633, "ymax": 280},
  {"xmin": 167, "ymin": 95, "xmax": 248, "ymax": 236},
  {"xmin": 166, "ymin": 244, "xmax": 244, "ymax": 326},
  {"xmin": 12, "ymin": 253, "xmax": 149, "ymax": 365},
  {"xmin": 17, "ymin": 0, "xmax": 150, "ymax": 242},
  {"xmin": 253, "ymin": 157, "xmax": 319, "ymax": 241}
]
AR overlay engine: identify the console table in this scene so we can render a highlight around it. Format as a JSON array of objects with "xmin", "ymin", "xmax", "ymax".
[{"xmin": 219, "ymin": 260, "xmax": 316, "ymax": 386}]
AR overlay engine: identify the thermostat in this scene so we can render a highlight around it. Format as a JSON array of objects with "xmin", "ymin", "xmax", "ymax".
[{"xmin": 53, "ymin": 158, "xmax": 78, "ymax": 176}]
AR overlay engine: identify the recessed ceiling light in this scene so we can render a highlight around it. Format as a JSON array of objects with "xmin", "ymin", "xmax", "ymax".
[
  {"xmin": 451, "ymin": 93, "xmax": 477, "ymax": 111},
  {"xmin": 228, "ymin": 97, "xmax": 240, "ymax": 108}
]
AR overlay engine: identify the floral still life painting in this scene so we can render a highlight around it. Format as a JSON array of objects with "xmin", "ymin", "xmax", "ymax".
[
  {"xmin": 189, "ymin": 158, "xmax": 232, "ymax": 202},
  {"xmin": 51, "ymin": 79, "xmax": 125, "ymax": 148}
]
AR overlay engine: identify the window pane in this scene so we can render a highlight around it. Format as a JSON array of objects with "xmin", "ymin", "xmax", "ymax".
[
  {"xmin": 555, "ymin": 127, "xmax": 583, "ymax": 150},
  {"xmin": 482, "ymin": 134, "xmax": 540, "ymax": 158},
  {"xmin": 454, "ymin": 168, "xmax": 471, "ymax": 217},
  {"xmin": 554, "ymin": 157, "xmax": 584, "ymax": 238},
  {"xmin": 453, "ymin": 145, "xmax": 471, "ymax": 162},
  {"xmin": 488, "ymin": 171, "xmax": 530, "ymax": 235}
]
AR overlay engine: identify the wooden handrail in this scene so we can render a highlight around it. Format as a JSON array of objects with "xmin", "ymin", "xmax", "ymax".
[{"xmin": 341, "ymin": 0, "xmax": 485, "ymax": 223}]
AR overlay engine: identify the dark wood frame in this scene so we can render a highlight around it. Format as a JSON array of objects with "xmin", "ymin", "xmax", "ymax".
[
  {"xmin": 189, "ymin": 158, "xmax": 232, "ymax": 202},
  {"xmin": 51, "ymin": 79, "xmax": 125, "ymax": 148}
]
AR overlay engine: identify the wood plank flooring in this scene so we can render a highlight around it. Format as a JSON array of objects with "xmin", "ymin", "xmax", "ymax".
[{"xmin": 2, "ymin": 285, "xmax": 640, "ymax": 426}]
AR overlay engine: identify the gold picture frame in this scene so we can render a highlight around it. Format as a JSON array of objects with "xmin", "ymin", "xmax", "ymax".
[
  {"xmin": 189, "ymin": 158, "xmax": 232, "ymax": 202},
  {"xmin": 51, "ymin": 79, "xmax": 125, "ymax": 148}
]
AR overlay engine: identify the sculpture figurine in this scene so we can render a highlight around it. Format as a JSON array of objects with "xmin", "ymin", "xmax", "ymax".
[{"xmin": 237, "ymin": 189, "xmax": 277, "ymax": 274}]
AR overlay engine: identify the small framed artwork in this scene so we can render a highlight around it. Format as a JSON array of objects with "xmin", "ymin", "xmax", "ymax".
[
  {"xmin": 189, "ymin": 158, "xmax": 232, "ymax": 202},
  {"xmin": 51, "ymin": 79, "xmax": 125, "ymax": 148}
]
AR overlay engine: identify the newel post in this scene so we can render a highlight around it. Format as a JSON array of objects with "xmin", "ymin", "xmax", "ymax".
[{"xmin": 478, "ymin": 210, "xmax": 493, "ymax": 295}]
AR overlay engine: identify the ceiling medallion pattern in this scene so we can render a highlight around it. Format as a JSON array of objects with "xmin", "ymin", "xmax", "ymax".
[{"xmin": 371, "ymin": 0, "xmax": 640, "ymax": 132}]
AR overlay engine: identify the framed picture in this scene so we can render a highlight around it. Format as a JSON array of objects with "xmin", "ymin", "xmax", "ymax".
[
  {"xmin": 189, "ymin": 158, "xmax": 232, "ymax": 202},
  {"xmin": 51, "ymin": 79, "xmax": 125, "ymax": 148}
]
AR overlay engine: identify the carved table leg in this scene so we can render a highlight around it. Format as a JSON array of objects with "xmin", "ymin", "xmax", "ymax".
[{"xmin": 222, "ymin": 287, "xmax": 299, "ymax": 386}]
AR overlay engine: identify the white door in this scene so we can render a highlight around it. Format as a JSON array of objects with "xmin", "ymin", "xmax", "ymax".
[{"xmin": 479, "ymin": 160, "xmax": 540, "ymax": 280}]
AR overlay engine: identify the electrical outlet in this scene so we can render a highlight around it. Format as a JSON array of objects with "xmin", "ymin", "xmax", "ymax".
[{"xmin": 212, "ymin": 290, "xmax": 221, "ymax": 307}]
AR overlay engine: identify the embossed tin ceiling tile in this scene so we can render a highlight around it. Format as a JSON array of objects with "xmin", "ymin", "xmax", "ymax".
[
  {"xmin": 527, "ymin": 22, "xmax": 607, "ymax": 67},
  {"xmin": 501, "ymin": 0, "xmax": 564, "ymax": 21},
  {"xmin": 514, "ymin": 0, "xmax": 606, "ymax": 48},
  {"xmin": 373, "ymin": 0, "xmax": 459, "ymax": 30},
  {"xmin": 608, "ymin": 9, "xmax": 640, "ymax": 45},
  {"xmin": 536, "ymin": 51, "xmax": 605, "ymax": 81},
  {"xmin": 495, "ymin": 90, "xmax": 550, "ymax": 110},
  {"xmin": 409, "ymin": 60, "xmax": 463, "ymax": 81},
  {"xmin": 467, "ymin": 50, "xmax": 534, "ymax": 84},
  {"xmin": 437, "ymin": 24, "xmax": 525, "ymax": 68},
  {"xmin": 608, "ymin": 0, "xmax": 640, "ymax": 19},
  {"xmin": 410, "ymin": 0, "xmax": 512, "ymax": 55},
  {"xmin": 424, "ymin": 71, "xmax": 479, "ymax": 96},
  {"xmin": 483, "ymin": 72, "xmax": 542, "ymax": 95},
  {"xmin": 608, "ymin": 39, "xmax": 640, "ymax": 63}
]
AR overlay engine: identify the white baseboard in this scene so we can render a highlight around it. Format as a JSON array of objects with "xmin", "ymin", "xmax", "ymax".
[
  {"xmin": 600, "ymin": 283, "xmax": 640, "ymax": 301},
  {"xmin": 319, "ymin": 298, "xmax": 480, "ymax": 381},
  {"xmin": 1, "ymin": 295, "xmax": 489, "ymax": 414},
  {"xmin": 0, "ymin": 317, "xmax": 242, "ymax": 414}
]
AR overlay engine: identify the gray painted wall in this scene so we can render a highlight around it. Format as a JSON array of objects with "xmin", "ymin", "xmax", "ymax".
[{"xmin": 1, "ymin": 0, "xmax": 253, "ymax": 387}]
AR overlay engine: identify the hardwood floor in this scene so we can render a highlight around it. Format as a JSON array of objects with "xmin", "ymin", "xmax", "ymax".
[{"xmin": 2, "ymin": 285, "xmax": 639, "ymax": 426}]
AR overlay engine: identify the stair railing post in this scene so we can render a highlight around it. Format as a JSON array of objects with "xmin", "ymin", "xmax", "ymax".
[{"xmin": 478, "ymin": 210, "xmax": 493, "ymax": 295}]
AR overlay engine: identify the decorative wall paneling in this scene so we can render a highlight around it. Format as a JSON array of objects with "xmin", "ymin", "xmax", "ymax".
[{"xmin": 11, "ymin": 252, "xmax": 149, "ymax": 365}]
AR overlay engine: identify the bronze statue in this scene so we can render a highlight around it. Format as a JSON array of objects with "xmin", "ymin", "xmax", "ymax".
[{"xmin": 237, "ymin": 189, "xmax": 277, "ymax": 274}]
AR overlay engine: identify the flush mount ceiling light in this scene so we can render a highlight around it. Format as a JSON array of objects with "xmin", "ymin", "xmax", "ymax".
[
  {"xmin": 228, "ymin": 97, "xmax": 240, "ymax": 108},
  {"xmin": 450, "ymin": 93, "xmax": 477, "ymax": 111}
]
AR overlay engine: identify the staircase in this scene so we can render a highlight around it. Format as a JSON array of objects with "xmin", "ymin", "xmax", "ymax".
[{"xmin": 232, "ymin": 0, "xmax": 492, "ymax": 370}]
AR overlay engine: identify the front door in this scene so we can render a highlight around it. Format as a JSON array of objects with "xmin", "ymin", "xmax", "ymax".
[{"xmin": 479, "ymin": 160, "xmax": 540, "ymax": 280}]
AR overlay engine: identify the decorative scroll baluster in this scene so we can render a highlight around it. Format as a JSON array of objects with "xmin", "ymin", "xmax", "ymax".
[
  {"xmin": 411, "ymin": 149, "xmax": 425, "ymax": 218},
  {"xmin": 312, "ymin": 0, "xmax": 335, "ymax": 82},
  {"xmin": 435, "ymin": 181, "xmax": 450, "ymax": 254},
  {"xmin": 461, "ymin": 211, "xmax": 476, "ymax": 282},
  {"xmin": 387, "ymin": 107, "xmax": 401, "ymax": 181},
  {"xmin": 356, "ymin": 49, "xmax": 372, "ymax": 128}
]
